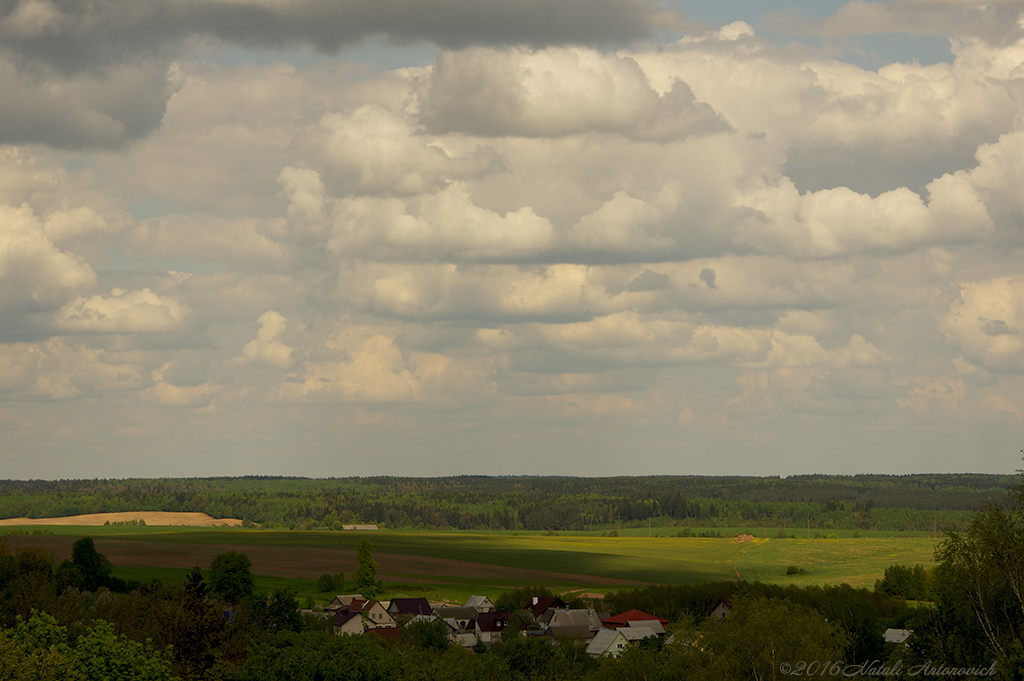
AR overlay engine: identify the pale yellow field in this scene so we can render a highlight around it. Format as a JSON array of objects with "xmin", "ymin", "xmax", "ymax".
[{"xmin": 0, "ymin": 512, "xmax": 242, "ymax": 527}]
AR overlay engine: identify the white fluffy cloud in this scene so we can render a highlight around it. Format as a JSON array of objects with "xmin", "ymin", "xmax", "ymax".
[
  {"xmin": 941, "ymin": 278, "xmax": 1024, "ymax": 372},
  {"xmin": 57, "ymin": 288, "xmax": 190, "ymax": 333},
  {"xmin": 6, "ymin": 4, "xmax": 1024, "ymax": 475},
  {"xmin": 420, "ymin": 47, "xmax": 731, "ymax": 140},
  {"xmin": 0, "ymin": 203, "xmax": 95, "ymax": 311},
  {"xmin": 235, "ymin": 311, "xmax": 296, "ymax": 369}
]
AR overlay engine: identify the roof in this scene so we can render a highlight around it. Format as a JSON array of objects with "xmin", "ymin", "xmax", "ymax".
[
  {"xmin": 620, "ymin": 626, "xmax": 658, "ymax": 641},
  {"xmin": 433, "ymin": 606, "xmax": 478, "ymax": 621},
  {"xmin": 627, "ymin": 619, "xmax": 665, "ymax": 635},
  {"xmin": 528, "ymin": 596, "xmax": 567, "ymax": 616},
  {"xmin": 406, "ymin": 614, "xmax": 456, "ymax": 631},
  {"xmin": 543, "ymin": 609, "xmax": 603, "ymax": 629},
  {"xmin": 884, "ymin": 629, "xmax": 913, "ymax": 644},
  {"xmin": 325, "ymin": 594, "xmax": 364, "ymax": 611},
  {"xmin": 334, "ymin": 610, "xmax": 361, "ymax": 627},
  {"xmin": 476, "ymin": 612, "xmax": 519, "ymax": 633},
  {"xmin": 543, "ymin": 624, "xmax": 597, "ymax": 639},
  {"xmin": 602, "ymin": 609, "xmax": 669, "ymax": 627},
  {"xmin": 465, "ymin": 596, "xmax": 495, "ymax": 610},
  {"xmin": 388, "ymin": 598, "xmax": 432, "ymax": 616},
  {"xmin": 586, "ymin": 629, "xmax": 627, "ymax": 657}
]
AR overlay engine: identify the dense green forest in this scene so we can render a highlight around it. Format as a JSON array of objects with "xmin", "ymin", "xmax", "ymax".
[{"xmin": 0, "ymin": 474, "xmax": 1010, "ymax": 532}]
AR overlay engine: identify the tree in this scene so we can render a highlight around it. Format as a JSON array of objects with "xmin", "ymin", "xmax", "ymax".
[
  {"xmin": 209, "ymin": 551, "xmax": 254, "ymax": 603},
  {"xmin": 317, "ymin": 571, "xmax": 344, "ymax": 593},
  {"xmin": 353, "ymin": 539, "xmax": 378, "ymax": 598},
  {"xmin": 250, "ymin": 589, "xmax": 303, "ymax": 634},
  {"xmin": 875, "ymin": 563, "xmax": 928, "ymax": 601},
  {"xmin": 66, "ymin": 537, "xmax": 113, "ymax": 592},
  {"xmin": 696, "ymin": 598, "xmax": 849, "ymax": 681}
]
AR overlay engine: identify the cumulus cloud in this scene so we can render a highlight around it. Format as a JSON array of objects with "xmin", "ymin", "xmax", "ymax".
[
  {"xmin": 142, "ymin": 360, "xmax": 219, "ymax": 407},
  {"xmin": 57, "ymin": 288, "xmax": 190, "ymax": 333},
  {"xmin": 0, "ymin": 337, "xmax": 141, "ymax": 399},
  {"xmin": 318, "ymin": 105, "xmax": 507, "ymax": 195},
  {"xmin": 329, "ymin": 183, "xmax": 555, "ymax": 261},
  {"xmin": 235, "ymin": 311, "xmax": 296, "ymax": 369},
  {"xmin": 0, "ymin": 203, "xmax": 95, "ymax": 311},
  {"xmin": 420, "ymin": 47, "xmax": 731, "ymax": 141},
  {"xmin": 941, "ymin": 278, "xmax": 1024, "ymax": 372}
]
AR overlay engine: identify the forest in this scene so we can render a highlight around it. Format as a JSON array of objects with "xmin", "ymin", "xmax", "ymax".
[{"xmin": 0, "ymin": 473, "xmax": 1010, "ymax": 532}]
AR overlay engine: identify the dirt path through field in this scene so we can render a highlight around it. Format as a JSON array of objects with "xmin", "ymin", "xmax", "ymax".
[{"xmin": 8, "ymin": 536, "xmax": 648, "ymax": 587}]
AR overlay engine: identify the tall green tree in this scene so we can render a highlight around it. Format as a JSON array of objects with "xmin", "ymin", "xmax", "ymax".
[
  {"xmin": 209, "ymin": 552, "xmax": 254, "ymax": 603},
  {"xmin": 353, "ymin": 539, "xmax": 378, "ymax": 599}
]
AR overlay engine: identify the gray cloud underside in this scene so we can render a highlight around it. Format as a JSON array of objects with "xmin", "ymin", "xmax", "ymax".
[{"xmin": 1, "ymin": 0, "xmax": 680, "ymax": 72}]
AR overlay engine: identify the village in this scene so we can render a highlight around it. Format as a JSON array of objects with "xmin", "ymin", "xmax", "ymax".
[{"xmin": 314, "ymin": 593, "xmax": 675, "ymax": 657}]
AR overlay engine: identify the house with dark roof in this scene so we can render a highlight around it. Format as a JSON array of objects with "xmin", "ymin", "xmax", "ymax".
[
  {"xmin": 528, "ymin": 596, "xmax": 567, "ymax": 618},
  {"xmin": 475, "ymin": 612, "xmax": 526, "ymax": 645},
  {"xmin": 332, "ymin": 598, "xmax": 397, "ymax": 635},
  {"xmin": 432, "ymin": 606, "xmax": 477, "ymax": 630},
  {"xmin": 388, "ymin": 598, "xmax": 432, "ymax": 618}
]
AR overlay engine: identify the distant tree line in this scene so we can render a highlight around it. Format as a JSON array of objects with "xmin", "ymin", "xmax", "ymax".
[{"xmin": 0, "ymin": 474, "xmax": 1010, "ymax": 532}]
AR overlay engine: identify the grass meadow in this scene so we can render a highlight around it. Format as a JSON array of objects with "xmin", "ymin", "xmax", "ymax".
[{"xmin": 4, "ymin": 525, "xmax": 941, "ymax": 605}]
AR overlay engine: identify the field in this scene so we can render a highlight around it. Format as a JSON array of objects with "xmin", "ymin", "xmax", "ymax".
[{"xmin": 2, "ymin": 525, "xmax": 940, "ymax": 604}]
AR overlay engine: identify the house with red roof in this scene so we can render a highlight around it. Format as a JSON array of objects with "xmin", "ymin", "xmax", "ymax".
[{"xmin": 601, "ymin": 609, "xmax": 669, "ymax": 629}]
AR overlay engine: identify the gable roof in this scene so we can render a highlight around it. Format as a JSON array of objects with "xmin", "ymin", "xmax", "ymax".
[
  {"xmin": 620, "ymin": 626, "xmax": 658, "ymax": 641},
  {"xmin": 334, "ymin": 610, "xmax": 361, "ymax": 627},
  {"xmin": 884, "ymin": 628, "xmax": 913, "ymax": 644},
  {"xmin": 476, "ymin": 612, "xmax": 525, "ymax": 633},
  {"xmin": 464, "ymin": 596, "xmax": 495, "ymax": 611},
  {"xmin": 433, "ymin": 606, "xmax": 477, "ymax": 621},
  {"xmin": 602, "ymin": 609, "xmax": 669, "ymax": 627},
  {"xmin": 544, "ymin": 609, "xmax": 604, "ymax": 629},
  {"xmin": 388, "ymin": 598, "xmax": 432, "ymax": 616},
  {"xmin": 586, "ymin": 629, "xmax": 628, "ymax": 657},
  {"xmin": 528, "ymin": 596, "xmax": 567, "ymax": 616},
  {"xmin": 627, "ymin": 619, "xmax": 666, "ymax": 635},
  {"xmin": 543, "ymin": 624, "xmax": 597, "ymax": 639}
]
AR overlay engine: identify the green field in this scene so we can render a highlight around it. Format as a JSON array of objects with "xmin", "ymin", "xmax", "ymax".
[{"xmin": 5, "ymin": 526, "xmax": 941, "ymax": 604}]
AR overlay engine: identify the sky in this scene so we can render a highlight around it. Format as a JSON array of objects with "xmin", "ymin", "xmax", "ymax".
[{"xmin": 2, "ymin": 0, "xmax": 1024, "ymax": 479}]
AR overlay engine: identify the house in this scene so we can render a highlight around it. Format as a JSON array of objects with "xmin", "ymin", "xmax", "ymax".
[
  {"xmin": 334, "ymin": 609, "xmax": 365, "ymax": 636},
  {"xmin": 348, "ymin": 598, "xmax": 397, "ymax": 629},
  {"xmin": 528, "ymin": 596, "xmax": 567, "ymax": 618},
  {"xmin": 342, "ymin": 524, "xmax": 379, "ymax": 531},
  {"xmin": 475, "ymin": 612, "xmax": 525, "ymax": 645},
  {"xmin": 432, "ymin": 606, "xmax": 477, "ymax": 631},
  {"xmin": 710, "ymin": 600, "xmax": 732, "ymax": 621},
  {"xmin": 332, "ymin": 598, "xmax": 397, "ymax": 635},
  {"xmin": 586, "ymin": 629, "xmax": 630, "ymax": 658},
  {"xmin": 388, "ymin": 598, "xmax": 432, "ymax": 618},
  {"xmin": 325, "ymin": 594, "xmax": 365, "ymax": 612},
  {"xmin": 601, "ymin": 609, "xmax": 669, "ymax": 629},
  {"xmin": 542, "ymin": 608, "xmax": 605, "ymax": 637},
  {"xmin": 464, "ymin": 596, "xmax": 496, "ymax": 613},
  {"xmin": 884, "ymin": 628, "xmax": 913, "ymax": 645}
]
